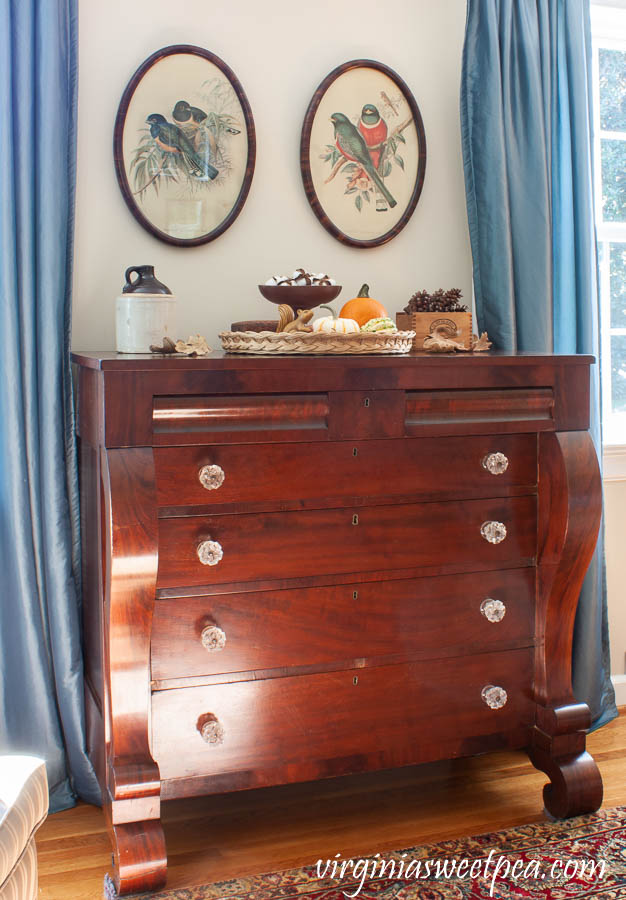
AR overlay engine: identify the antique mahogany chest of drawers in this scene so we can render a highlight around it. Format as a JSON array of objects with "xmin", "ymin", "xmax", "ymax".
[{"xmin": 72, "ymin": 350, "xmax": 603, "ymax": 896}]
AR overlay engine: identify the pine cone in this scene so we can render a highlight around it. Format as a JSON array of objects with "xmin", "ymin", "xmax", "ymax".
[{"xmin": 404, "ymin": 287, "xmax": 468, "ymax": 314}]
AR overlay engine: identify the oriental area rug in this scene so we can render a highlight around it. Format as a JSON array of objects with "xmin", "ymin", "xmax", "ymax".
[{"xmin": 118, "ymin": 807, "xmax": 626, "ymax": 900}]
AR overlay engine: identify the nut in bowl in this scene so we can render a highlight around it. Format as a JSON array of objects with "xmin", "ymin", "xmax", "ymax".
[{"xmin": 259, "ymin": 269, "xmax": 341, "ymax": 312}]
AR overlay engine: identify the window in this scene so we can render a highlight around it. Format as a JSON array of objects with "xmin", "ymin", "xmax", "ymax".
[{"xmin": 592, "ymin": 3, "xmax": 626, "ymax": 449}]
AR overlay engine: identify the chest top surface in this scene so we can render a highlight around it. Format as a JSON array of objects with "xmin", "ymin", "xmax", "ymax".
[
  {"xmin": 71, "ymin": 349, "xmax": 593, "ymax": 368},
  {"xmin": 72, "ymin": 350, "xmax": 594, "ymax": 449}
]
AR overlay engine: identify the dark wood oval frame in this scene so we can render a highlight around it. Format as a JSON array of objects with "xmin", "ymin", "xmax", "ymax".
[
  {"xmin": 113, "ymin": 44, "xmax": 256, "ymax": 247},
  {"xmin": 300, "ymin": 59, "xmax": 426, "ymax": 249}
]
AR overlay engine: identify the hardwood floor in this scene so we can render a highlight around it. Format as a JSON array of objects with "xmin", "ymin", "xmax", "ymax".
[{"xmin": 37, "ymin": 710, "xmax": 625, "ymax": 899}]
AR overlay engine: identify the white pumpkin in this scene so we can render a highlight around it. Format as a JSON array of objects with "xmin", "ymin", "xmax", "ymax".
[{"xmin": 312, "ymin": 305, "xmax": 360, "ymax": 334}]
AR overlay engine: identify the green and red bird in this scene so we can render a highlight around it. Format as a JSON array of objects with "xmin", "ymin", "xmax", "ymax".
[
  {"xmin": 330, "ymin": 112, "xmax": 396, "ymax": 209},
  {"xmin": 358, "ymin": 104, "xmax": 387, "ymax": 171}
]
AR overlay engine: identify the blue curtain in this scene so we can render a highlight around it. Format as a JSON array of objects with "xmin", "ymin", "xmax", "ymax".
[
  {"xmin": 0, "ymin": 1, "xmax": 100, "ymax": 810},
  {"xmin": 461, "ymin": 0, "xmax": 617, "ymax": 727}
]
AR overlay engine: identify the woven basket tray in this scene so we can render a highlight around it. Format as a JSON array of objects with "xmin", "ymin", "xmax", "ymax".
[{"xmin": 219, "ymin": 330, "xmax": 416, "ymax": 355}]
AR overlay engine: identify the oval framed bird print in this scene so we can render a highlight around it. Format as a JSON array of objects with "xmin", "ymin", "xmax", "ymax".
[
  {"xmin": 114, "ymin": 45, "xmax": 255, "ymax": 246},
  {"xmin": 301, "ymin": 60, "xmax": 426, "ymax": 248}
]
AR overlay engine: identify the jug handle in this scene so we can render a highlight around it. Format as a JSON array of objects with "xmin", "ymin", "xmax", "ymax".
[{"xmin": 124, "ymin": 267, "xmax": 142, "ymax": 289}]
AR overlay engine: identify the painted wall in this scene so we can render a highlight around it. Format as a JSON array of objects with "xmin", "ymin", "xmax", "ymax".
[{"xmin": 71, "ymin": 0, "xmax": 472, "ymax": 349}]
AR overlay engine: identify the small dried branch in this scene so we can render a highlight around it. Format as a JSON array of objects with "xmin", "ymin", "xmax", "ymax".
[
  {"xmin": 324, "ymin": 156, "xmax": 347, "ymax": 184},
  {"xmin": 133, "ymin": 156, "xmax": 167, "ymax": 196}
]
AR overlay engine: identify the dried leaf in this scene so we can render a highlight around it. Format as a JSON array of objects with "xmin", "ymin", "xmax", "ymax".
[
  {"xmin": 472, "ymin": 332, "xmax": 492, "ymax": 351},
  {"xmin": 150, "ymin": 337, "xmax": 177, "ymax": 354},
  {"xmin": 174, "ymin": 335, "xmax": 211, "ymax": 356}
]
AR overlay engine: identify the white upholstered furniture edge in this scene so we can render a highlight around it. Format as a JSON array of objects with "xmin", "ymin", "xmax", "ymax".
[{"xmin": 0, "ymin": 757, "xmax": 49, "ymax": 900}]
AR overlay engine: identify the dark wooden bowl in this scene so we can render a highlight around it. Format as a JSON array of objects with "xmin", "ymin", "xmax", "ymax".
[
  {"xmin": 231, "ymin": 320, "xmax": 279, "ymax": 333},
  {"xmin": 258, "ymin": 284, "xmax": 342, "ymax": 312}
]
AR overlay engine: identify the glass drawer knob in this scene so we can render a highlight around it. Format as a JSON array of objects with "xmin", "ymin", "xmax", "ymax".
[
  {"xmin": 197, "ymin": 713, "xmax": 225, "ymax": 745},
  {"xmin": 482, "ymin": 452, "xmax": 509, "ymax": 475},
  {"xmin": 201, "ymin": 624, "xmax": 226, "ymax": 651},
  {"xmin": 481, "ymin": 685, "xmax": 508, "ymax": 709},
  {"xmin": 480, "ymin": 598, "xmax": 506, "ymax": 622},
  {"xmin": 480, "ymin": 521, "xmax": 507, "ymax": 544},
  {"xmin": 199, "ymin": 464, "xmax": 225, "ymax": 491},
  {"xmin": 197, "ymin": 539, "xmax": 224, "ymax": 566}
]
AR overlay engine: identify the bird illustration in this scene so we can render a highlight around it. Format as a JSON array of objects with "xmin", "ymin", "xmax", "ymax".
[
  {"xmin": 172, "ymin": 100, "xmax": 217, "ymax": 158},
  {"xmin": 330, "ymin": 112, "xmax": 396, "ymax": 209},
  {"xmin": 146, "ymin": 113, "xmax": 218, "ymax": 180},
  {"xmin": 172, "ymin": 100, "xmax": 207, "ymax": 124},
  {"xmin": 358, "ymin": 104, "xmax": 387, "ymax": 171}
]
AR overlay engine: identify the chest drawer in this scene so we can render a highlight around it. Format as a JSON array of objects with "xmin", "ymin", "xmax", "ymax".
[
  {"xmin": 156, "ymin": 496, "xmax": 537, "ymax": 589},
  {"xmin": 151, "ymin": 568, "xmax": 535, "ymax": 683},
  {"xmin": 154, "ymin": 434, "xmax": 537, "ymax": 510},
  {"xmin": 152, "ymin": 390, "xmax": 402, "ymax": 445},
  {"xmin": 151, "ymin": 386, "xmax": 556, "ymax": 447},
  {"xmin": 152, "ymin": 647, "xmax": 534, "ymax": 787}
]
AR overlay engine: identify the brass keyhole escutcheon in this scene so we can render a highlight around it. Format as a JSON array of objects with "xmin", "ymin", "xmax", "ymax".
[
  {"xmin": 353, "ymin": 676, "xmax": 359, "ymax": 685},
  {"xmin": 353, "ymin": 590, "xmax": 358, "ymax": 600},
  {"xmin": 352, "ymin": 514, "xmax": 359, "ymax": 525},
  {"xmin": 353, "ymin": 447, "xmax": 358, "ymax": 457},
  {"xmin": 364, "ymin": 397, "xmax": 370, "ymax": 407}
]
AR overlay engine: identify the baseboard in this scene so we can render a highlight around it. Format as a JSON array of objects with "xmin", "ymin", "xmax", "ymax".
[{"xmin": 611, "ymin": 674, "xmax": 626, "ymax": 707}]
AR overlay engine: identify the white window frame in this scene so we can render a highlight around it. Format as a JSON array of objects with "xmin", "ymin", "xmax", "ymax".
[{"xmin": 591, "ymin": 1, "xmax": 626, "ymax": 478}]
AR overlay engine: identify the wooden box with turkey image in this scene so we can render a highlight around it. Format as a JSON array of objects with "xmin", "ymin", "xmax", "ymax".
[{"xmin": 396, "ymin": 311, "xmax": 473, "ymax": 350}]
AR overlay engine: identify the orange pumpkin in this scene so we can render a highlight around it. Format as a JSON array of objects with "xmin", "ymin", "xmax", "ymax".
[{"xmin": 339, "ymin": 284, "xmax": 387, "ymax": 327}]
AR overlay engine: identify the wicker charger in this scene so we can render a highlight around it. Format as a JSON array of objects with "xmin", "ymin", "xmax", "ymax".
[{"xmin": 219, "ymin": 330, "xmax": 416, "ymax": 355}]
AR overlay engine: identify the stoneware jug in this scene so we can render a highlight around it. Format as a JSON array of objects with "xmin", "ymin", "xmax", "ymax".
[{"xmin": 115, "ymin": 265, "xmax": 177, "ymax": 353}]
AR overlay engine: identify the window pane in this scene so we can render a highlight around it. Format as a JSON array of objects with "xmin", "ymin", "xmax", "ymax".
[
  {"xmin": 599, "ymin": 47, "xmax": 626, "ymax": 132},
  {"xmin": 611, "ymin": 334, "xmax": 626, "ymax": 413},
  {"xmin": 601, "ymin": 139, "xmax": 626, "ymax": 222},
  {"xmin": 611, "ymin": 243, "xmax": 626, "ymax": 328}
]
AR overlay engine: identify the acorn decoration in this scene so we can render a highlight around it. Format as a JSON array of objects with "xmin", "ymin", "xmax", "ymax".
[{"xmin": 404, "ymin": 288, "xmax": 468, "ymax": 314}]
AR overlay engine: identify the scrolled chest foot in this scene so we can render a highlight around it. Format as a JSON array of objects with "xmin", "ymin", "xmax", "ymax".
[
  {"xmin": 527, "ymin": 704, "xmax": 603, "ymax": 819},
  {"xmin": 105, "ymin": 819, "xmax": 167, "ymax": 897}
]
